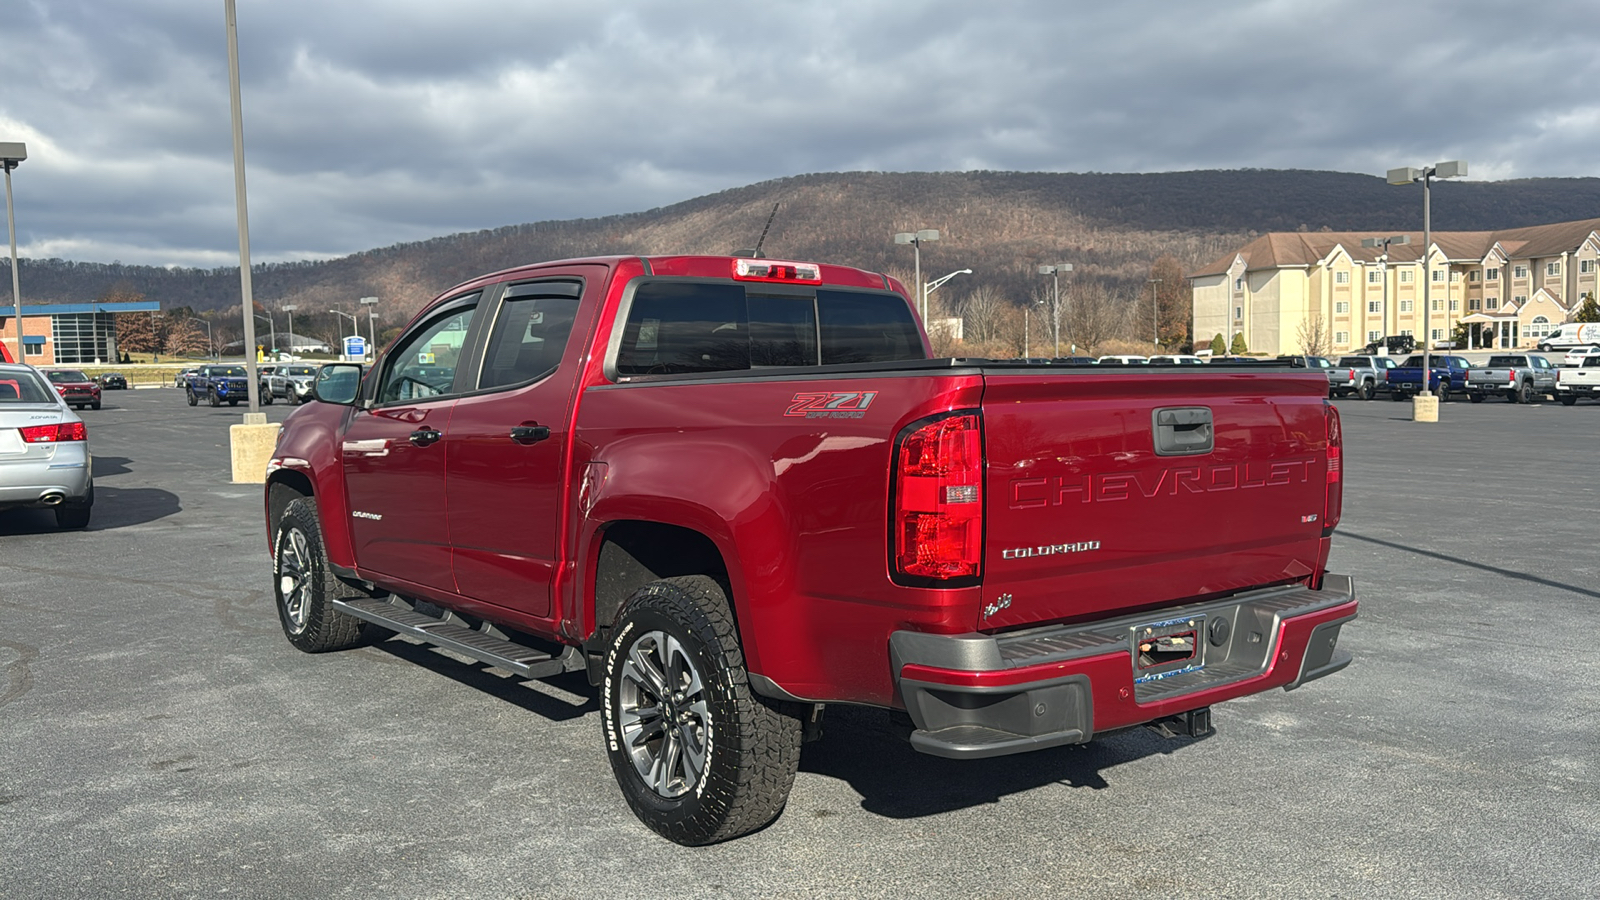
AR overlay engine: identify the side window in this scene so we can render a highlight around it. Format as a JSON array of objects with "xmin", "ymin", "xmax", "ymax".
[
  {"xmin": 479, "ymin": 282, "xmax": 582, "ymax": 390},
  {"xmin": 377, "ymin": 295, "xmax": 479, "ymax": 403}
]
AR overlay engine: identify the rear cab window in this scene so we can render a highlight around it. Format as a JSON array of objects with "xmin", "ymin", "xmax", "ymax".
[{"xmin": 611, "ymin": 280, "xmax": 925, "ymax": 378}]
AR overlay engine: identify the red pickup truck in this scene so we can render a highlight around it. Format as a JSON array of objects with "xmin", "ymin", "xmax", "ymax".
[{"xmin": 264, "ymin": 254, "xmax": 1356, "ymax": 845}]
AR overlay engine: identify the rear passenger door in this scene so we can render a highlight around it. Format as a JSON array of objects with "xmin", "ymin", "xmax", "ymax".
[{"xmin": 444, "ymin": 268, "xmax": 604, "ymax": 618}]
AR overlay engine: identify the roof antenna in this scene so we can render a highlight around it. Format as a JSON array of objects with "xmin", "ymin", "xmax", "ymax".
[{"xmin": 734, "ymin": 201, "xmax": 781, "ymax": 258}]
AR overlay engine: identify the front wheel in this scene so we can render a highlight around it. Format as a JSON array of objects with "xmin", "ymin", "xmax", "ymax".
[
  {"xmin": 601, "ymin": 575, "xmax": 802, "ymax": 845},
  {"xmin": 208, "ymin": 389, "xmax": 220, "ymax": 408},
  {"xmin": 272, "ymin": 497, "xmax": 380, "ymax": 653}
]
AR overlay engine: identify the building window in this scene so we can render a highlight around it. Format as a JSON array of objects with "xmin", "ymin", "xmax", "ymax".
[
  {"xmin": 1400, "ymin": 270, "xmax": 1414, "ymax": 284},
  {"xmin": 23, "ymin": 342, "xmax": 43, "ymax": 357},
  {"xmin": 50, "ymin": 313, "xmax": 116, "ymax": 365},
  {"xmin": 1487, "ymin": 297, "xmax": 1499, "ymax": 310},
  {"xmin": 1514, "ymin": 265, "xmax": 1528, "ymax": 279},
  {"xmin": 1234, "ymin": 306, "xmax": 1243, "ymax": 320},
  {"xmin": 1581, "ymin": 260, "xmax": 1595, "ymax": 274},
  {"xmin": 1468, "ymin": 271, "xmax": 1481, "ymax": 282},
  {"xmin": 1527, "ymin": 316, "xmax": 1552, "ymax": 338},
  {"xmin": 1334, "ymin": 271, "xmax": 1350, "ymax": 285},
  {"xmin": 1487, "ymin": 267, "xmax": 1500, "ymax": 280},
  {"xmin": 1432, "ymin": 270, "xmax": 1446, "ymax": 283},
  {"xmin": 1335, "ymin": 300, "xmax": 1349, "ymax": 314},
  {"xmin": 1368, "ymin": 299, "xmax": 1381, "ymax": 313},
  {"xmin": 1514, "ymin": 295, "xmax": 1527, "ymax": 305},
  {"xmin": 1431, "ymin": 328, "xmax": 1444, "ymax": 341},
  {"xmin": 1546, "ymin": 262, "xmax": 1561, "ymax": 277},
  {"xmin": 1335, "ymin": 331, "xmax": 1349, "ymax": 345},
  {"xmin": 1368, "ymin": 270, "xmax": 1382, "ymax": 284},
  {"xmin": 1432, "ymin": 298, "xmax": 1444, "ymax": 311},
  {"xmin": 1400, "ymin": 329, "xmax": 1414, "ymax": 337},
  {"xmin": 1450, "ymin": 299, "xmax": 1459, "ymax": 311},
  {"xmin": 1368, "ymin": 330, "xmax": 1382, "ymax": 343},
  {"xmin": 1233, "ymin": 277, "xmax": 1244, "ymax": 291},
  {"xmin": 1469, "ymin": 298, "xmax": 1481, "ymax": 311},
  {"xmin": 1400, "ymin": 299, "xmax": 1413, "ymax": 312}
]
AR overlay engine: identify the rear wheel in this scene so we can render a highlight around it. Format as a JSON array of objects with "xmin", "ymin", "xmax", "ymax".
[
  {"xmin": 601, "ymin": 575, "xmax": 802, "ymax": 845},
  {"xmin": 91, "ymin": 400, "xmax": 101, "ymax": 410},
  {"xmin": 1357, "ymin": 379, "xmax": 1374, "ymax": 401},
  {"xmin": 1515, "ymin": 380, "xmax": 1531, "ymax": 403},
  {"xmin": 1436, "ymin": 381, "xmax": 1450, "ymax": 403},
  {"xmin": 261, "ymin": 389, "xmax": 274, "ymax": 405},
  {"xmin": 272, "ymin": 497, "xmax": 379, "ymax": 653},
  {"xmin": 55, "ymin": 483, "xmax": 92, "ymax": 529},
  {"xmin": 1560, "ymin": 394, "xmax": 1579, "ymax": 406},
  {"xmin": 186, "ymin": 388, "xmax": 198, "ymax": 406},
  {"xmin": 1391, "ymin": 391, "xmax": 1407, "ymax": 402},
  {"xmin": 1469, "ymin": 393, "xmax": 1484, "ymax": 403}
]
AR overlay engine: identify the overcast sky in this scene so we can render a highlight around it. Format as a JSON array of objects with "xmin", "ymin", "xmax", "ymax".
[{"xmin": 2, "ymin": 0, "xmax": 1598, "ymax": 269}]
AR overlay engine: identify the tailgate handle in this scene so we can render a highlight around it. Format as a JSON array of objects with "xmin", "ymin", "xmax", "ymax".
[{"xmin": 1152, "ymin": 406, "xmax": 1213, "ymax": 457}]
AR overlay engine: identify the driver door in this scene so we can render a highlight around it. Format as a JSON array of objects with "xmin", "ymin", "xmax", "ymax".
[{"xmin": 342, "ymin": 294, "xmax": 481, "ymax": 596}]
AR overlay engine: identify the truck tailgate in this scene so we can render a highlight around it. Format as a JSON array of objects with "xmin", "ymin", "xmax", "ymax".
[{"xmin": 980, "ymin": 370, "xmax": 1332, "ymax": 630}]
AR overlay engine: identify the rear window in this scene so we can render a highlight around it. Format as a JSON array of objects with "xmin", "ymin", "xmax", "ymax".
[
  {"xmin": 615, "ymin": 282, "xmax": 923, "ymax": 376},
  {"xmin": 0, "ymin": 371, "xmax": 57, "ymax": 403},
  {"xmin": 1487, "ymin": 356, "xmax": 1521, "ymax": 367}
]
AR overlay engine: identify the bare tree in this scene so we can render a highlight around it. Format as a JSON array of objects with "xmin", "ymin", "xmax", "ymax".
[
  {"xmin": 1064, "ymin": 281, "xmax": 1132, "ymax": 355},
  {"xmin": 1297, "ymin": 309, "xmax": 1328, "ymax": 356},
  {"xmin": 1149, "ymin": 255, "xmax": 1193, "ymax": 350},
  {"xmin": 960, "ymin": 285, "xmax": 1009, "ymax": 345},
  {"xmin": 164, "ymin": 316, "xmax": 209, "ymax": 358}
]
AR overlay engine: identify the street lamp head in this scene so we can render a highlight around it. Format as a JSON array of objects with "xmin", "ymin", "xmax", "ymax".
[
  {"xmin": 958, "ymin": 268, "xmax": 972, "ymax": 275},
  {"xmin": 894, "ymin": 232, "xmax": 914, "ymax": 244},
  {"xmin": 1434, "ymin": 160, "xmax": 1468, "ymax": 180},
  {"xmin": 359, "ymin": 296, "xmax": 378, "ymax": 306},
  {"xmin": 1387, "ymin": 166, "xmax": 1421, "ymax": 186},
  {"xmin": 281, "ymin": 304, "xmax": 297, "ymax": 312},
  {"xmin": 1392, "ymin": 234, "xmax": 1411, "ymax": 245},
  {"xmin": 916, "ymin": 229, "xmax": 939, "ymax": 242},
  {"xmin": 0, "ymin": 142, "xmax": 26, "ymax": 165}
]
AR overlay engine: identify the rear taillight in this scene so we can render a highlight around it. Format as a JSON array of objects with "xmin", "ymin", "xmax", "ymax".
[
  {"xmin": 20, "ymin": 421, "xmax": 87, "ymax": 443},
  {"xmin": 892, "ymin": 412, "xmax": 983, "ymax": 583},
  {"xmin": 1323, "ymin": 404, "xmax": 1342, "ymax": 537}
]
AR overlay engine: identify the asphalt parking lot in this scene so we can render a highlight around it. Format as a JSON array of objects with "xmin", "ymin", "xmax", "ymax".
[{"xmin": 2, "ymin": 388, "xmax": 1597, "ymax": 899}]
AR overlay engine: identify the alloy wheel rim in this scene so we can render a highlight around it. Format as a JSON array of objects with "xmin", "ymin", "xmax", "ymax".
[
  {"xmin": 617, "ymin": 630, "xmax": 710, "ymax": 798},
  {"xmin": 277, "ymin": 528, "xmax": 313, "ymax": 633}
]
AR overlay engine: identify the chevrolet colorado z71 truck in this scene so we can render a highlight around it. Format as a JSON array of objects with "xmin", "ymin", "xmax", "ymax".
[{"xmin": 264, "ymin": 254, "xmax": 1357, "ymax": 845}]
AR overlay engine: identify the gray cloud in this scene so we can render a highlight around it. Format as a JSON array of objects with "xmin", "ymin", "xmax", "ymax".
[{"xmin": 1, "ymin": 0, "xmax": 1596, "ymax": 267}]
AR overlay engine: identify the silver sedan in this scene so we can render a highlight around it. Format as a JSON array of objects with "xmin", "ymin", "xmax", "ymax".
[{"xmin": 0, "ymin": 362, "xmax": 93, "ymax": 528}]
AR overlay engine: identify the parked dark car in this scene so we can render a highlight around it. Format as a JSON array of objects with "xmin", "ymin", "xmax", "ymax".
[
  {"xmin": 96, "ymin": 373, "xmax": 128, "ymax": 390},
  {"xmin": 1362, "ymin": 335, "xmax": 1416, "ymax": 356}
]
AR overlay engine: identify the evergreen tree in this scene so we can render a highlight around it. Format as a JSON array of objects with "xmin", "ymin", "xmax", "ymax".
[
  {"xmin": 1229, "ymin": 332, "xmax": 1249, "ymax": 355},
  {"xmin": 1209, "ymin": 333, "xmax": 1227, "ymax": 356},
  {"xmin": 1575, "ymin": 293, "xmax": 1600, "ymax": 323}
]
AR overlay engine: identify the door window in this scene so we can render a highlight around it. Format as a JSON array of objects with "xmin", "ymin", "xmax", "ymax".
[
  {"xmin": 478, "ymin": 282, "xmax": 582, "ymax": 390},
  {"xmin": 376, "ymin": 295, "xmax": 479, "ymax": 403}
]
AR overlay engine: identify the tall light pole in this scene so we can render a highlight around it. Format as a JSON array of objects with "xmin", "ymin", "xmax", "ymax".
[
  {"xmin": 1, "ymin": 142, "xmax": 26, "ymax": 363},
  {"xmin": 185, "ymin": 315, "xmax": 215, "ymax": 361},
  {"xmin": 1360, "ymin": 234, "xmax": 1409, "ymax": 352},
  {"xmin": 359, "ymin": 296, "xmax": 378, "ymax": 355},
  {"xmin": 894, "ymin": 229, "xmax": 940, "ymax": 322},
  {"xmin": 1038, "ymin": 264, "xmax": 1072, "ymax": 357},
  {"xmin": 225, "ymin": 0, "xmax": 260, "ymax": 411},
  {"xmin": 329, "ymin": 309, "xmax": 358, "ymax": 358},
  {"xmin": 281, "ymin": 304, "xmax": 296, "ymax": 356},
  {"xmin": 1147, "ymin": 277, "xmax": 1162, "ymax": 350},
  {"xmin": 1389, "ymin": 160, "xmax": 1468, "ymax": 405}
]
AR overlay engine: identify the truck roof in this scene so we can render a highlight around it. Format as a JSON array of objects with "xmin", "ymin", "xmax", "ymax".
[{"xmin": 441, "ymin": 254, "xmax": 899, "ymax": 299}]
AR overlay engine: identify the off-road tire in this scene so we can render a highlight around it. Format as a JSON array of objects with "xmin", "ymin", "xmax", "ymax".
[
  {"xmin": 1357, "ymin": 379, "xmax": 1373, "ymax": 401},
  {"xmin": 1560, "ymin": 394, "xmax": 1578, "ymax": 406},
  {"xmin": 1437, "ymin": 381, "xmax": 1450, "ymax": 403},
  {"xmin": 208, "ymin": 388, "xmax": 220, "ymax": 408},
  {"xmin": 272, "ymin": 497, "xmax": 378, "ymax": 653},
  {"xmin": 601, "ymin": 575, "xmax": 802, "ymax": 846},
  {"xmin": 186, "ymin": 388, "xmax": 198, "ymax": 406},
  {"xmin": 1516, "ymin": 381, "xmax": 1531, "ymax": 404},
  {"xmin": 262, "ymin": 389, "xmax": 274, "ymax": 405}
]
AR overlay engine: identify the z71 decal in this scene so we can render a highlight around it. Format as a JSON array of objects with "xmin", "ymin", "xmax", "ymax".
[{"xmin": 785, "ymin": 391, "xmax": 878, "ymax": 419}]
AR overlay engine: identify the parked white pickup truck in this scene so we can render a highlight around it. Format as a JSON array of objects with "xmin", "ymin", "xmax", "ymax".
[{"xmin": 1555, "ymin": 356, "xmax": 1600, "ymax": 405}]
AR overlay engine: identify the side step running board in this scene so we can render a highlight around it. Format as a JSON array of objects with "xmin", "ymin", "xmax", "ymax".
[{"xmin": 334, "ymin": 597, "xmax": 583, "ymax": 680}]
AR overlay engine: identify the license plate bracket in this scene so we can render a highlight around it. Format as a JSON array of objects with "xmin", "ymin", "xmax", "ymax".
[{"xmin": 1131, "ymin": 615, "xmax": 1205, "ymax": 683}]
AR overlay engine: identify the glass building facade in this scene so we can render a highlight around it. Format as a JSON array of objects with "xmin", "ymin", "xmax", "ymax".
[{"xmin": 50, "ymin": 312, "xmax": 118, "ymax": 364}]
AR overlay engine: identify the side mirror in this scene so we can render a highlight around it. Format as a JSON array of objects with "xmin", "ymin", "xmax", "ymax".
[{"xmin": 313, "ymin": 363, "xmax": 364, "ymax": 405}]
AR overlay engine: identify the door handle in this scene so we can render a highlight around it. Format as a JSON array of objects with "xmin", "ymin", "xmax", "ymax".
[
  {"xmin": 409, "ymin": 427, "xmax": 443, "ymax": 446},
  {"xmin": 510, "ymin": 424, "xmax": 551, "ymax": 445}
]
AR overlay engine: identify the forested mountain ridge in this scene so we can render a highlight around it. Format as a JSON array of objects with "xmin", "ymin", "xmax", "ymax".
[{"xmin": 11, "ymin": 169, "xmax": 1600, "ymax": 326}]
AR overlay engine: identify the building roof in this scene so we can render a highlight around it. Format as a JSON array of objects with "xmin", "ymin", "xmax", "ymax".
[
  {"xmin": 1192, "ymin": 216, "xmax": 1600, "ymax": 278},
  {"xmin": 12, "ymin": 300, "xmax": 162, "ymax": 315}
]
